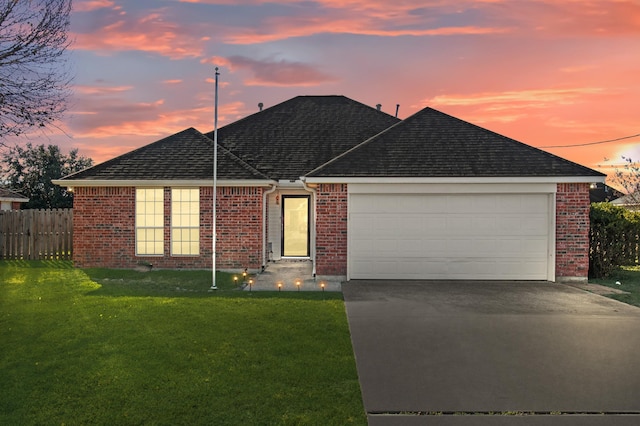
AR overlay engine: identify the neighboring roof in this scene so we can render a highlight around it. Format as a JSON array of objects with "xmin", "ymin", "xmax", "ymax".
[
  {"xmin": 307, "ymin": 107, "xmax": 606, "ymax": 179},
  {"xmin": 0, "ymin": 188, "xmax": 29, "ymax": 202},
  {"xmin": 57, "ymin": 127, "xmax": 271, "ymax": 182},
  {"xmin": 611, "ymin": 193, "xmax": 640, "ymax": 207},
  {"xmin": 590, "ymin": 182, "xmax": 623, "ymax": 203},
  {"xmin": 208, "ymin": 95, "xmax": 401, "ymax": 181}
]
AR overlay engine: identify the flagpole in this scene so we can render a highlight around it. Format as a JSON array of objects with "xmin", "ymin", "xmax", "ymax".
[{"xmin": 210, "ymin": 67, "xmax": 220, "ymax": 290}]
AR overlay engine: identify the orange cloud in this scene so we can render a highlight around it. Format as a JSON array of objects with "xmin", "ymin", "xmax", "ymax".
[
  {"xmin": 74, "ymin": 0, "xmax": 115, "ymax": 12},
  {"xmin": 74, "ymin": 85, "xmax": 134, "ymax": 95},
  {"xmin": 163, "ymin": 79, "xmax": 183, "ymax": 84},
  {"xmin": 72, "ymin": 11, "xmax": 206, "ymax": 59},
  {"xmin": 176, "ymin": 0, "xmax": 511, "ymax": 44},
  {"xmin": 427, "ymin": 87, "xmax": 606, "ymax": 109},
  {"xmin": 64, "ymin": 100, "xmax": 249, "ymax": 164},
  {"xmin": 515, "ymin": 0, "xmax": 640, "ymax": 37},
  {"xmin": 227, "ymin": 25, "xmax": 509, "ymax": 44}
]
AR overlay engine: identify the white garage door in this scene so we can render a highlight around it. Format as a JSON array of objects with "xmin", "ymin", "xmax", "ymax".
[{"xmin": 349, "ymin": 193, "xmax": 552, "ymax": 280}]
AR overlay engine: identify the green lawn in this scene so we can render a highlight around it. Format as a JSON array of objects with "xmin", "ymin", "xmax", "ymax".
[
  {"xmin": 590, "ymin": 265, "xmax": 640, "ymax": 307},
  {"xmin": 0, "ymin": 261, "xmax": 366, "ymax": 425}
]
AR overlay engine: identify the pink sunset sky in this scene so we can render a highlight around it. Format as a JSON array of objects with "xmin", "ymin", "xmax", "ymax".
[{"xmin": 14, "ymin": 0, "xmax": 640, "ymax": 182}]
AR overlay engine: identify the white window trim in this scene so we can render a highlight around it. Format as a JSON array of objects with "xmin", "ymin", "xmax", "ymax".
[
  {"xmin": 170, "ymin": 188, "xmax": 200, "ymax": 256},
  {"xmin": 135, "ymin": 188, "xmax": 165, "ymax": 256}
]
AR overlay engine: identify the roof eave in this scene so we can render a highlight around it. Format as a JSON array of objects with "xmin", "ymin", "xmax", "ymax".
[
  {"xmin": 52, "ymin": 179, "xmax": 276, "ymax": 188},
  {"xmin": 302, "ymin": 176, "xmax": 606, "ymax": 184},
  {"xmin": 0, "ymin": 197, "xmax": 29, "ymax": 202}
]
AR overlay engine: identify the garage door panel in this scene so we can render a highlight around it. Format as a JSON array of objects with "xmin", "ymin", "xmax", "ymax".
[
  {"xmin": 349, "ymin": 257, "xmax": 547, "ymax": 280},
  {"xmin": 350, "ymin": 215, "xmax": 375, "ymax": 233},
  {"xmin": 349, "ymin": 193, "xmax": 551, "ymax": 280},
  {"xmin": 521, "ymin": 237, "xmax": 548, "ymax": 256}
]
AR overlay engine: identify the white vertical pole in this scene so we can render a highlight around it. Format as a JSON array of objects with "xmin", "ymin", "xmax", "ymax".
[{"xmin": 210, "ymin": 67, "xmax": 220, "ymax": 290}]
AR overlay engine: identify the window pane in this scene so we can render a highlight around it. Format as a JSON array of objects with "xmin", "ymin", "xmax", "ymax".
[
  {"xmin": 171, "ymin": 188, "xmax": 200, "ymax": 256},
  {"xmin": 189, "ymin": 242, "xmax": 199, "ymax": 255},
  {"xmin": 136, "ymin": 188, "xmax": 164, "ymax": 255}
]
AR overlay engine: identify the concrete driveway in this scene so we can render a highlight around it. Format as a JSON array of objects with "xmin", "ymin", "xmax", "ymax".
[{"xmin": 342, "ymin": 281, "xmax": 640, "ymax": 425}]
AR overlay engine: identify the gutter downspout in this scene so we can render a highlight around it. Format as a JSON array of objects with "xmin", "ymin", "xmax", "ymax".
[
  {"xmin": 301, "ymin": 179, "xmax": 317, "ymax": 278},
  {"xmin": 262, "ymin": 184, "xmax": 278, "ymax": 271}
]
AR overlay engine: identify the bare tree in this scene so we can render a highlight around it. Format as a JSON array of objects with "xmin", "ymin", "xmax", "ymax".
[
  {"xmin": 610, "ymin": 157, "xmax": 640, "ymax": 209},
  {"xmin": 0, "ymin": 0, "xmax": 72, "ymax": 140}
]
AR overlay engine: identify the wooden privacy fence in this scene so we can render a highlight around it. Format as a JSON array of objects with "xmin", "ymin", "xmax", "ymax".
[{"xmin": 0, "ymin": 209, "xmax": 72, "ymax": 260}]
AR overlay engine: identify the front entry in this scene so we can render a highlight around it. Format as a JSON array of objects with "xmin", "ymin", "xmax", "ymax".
[{"xmin": 282, "ymin": 195, "xmax": 310, "ymax": 257}]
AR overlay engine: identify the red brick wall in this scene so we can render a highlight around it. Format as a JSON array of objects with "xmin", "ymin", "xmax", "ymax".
[
  {"xmin": 556, "ymin": 183, "xmax": 591, "ymax": 280},
  {"xmin": 315, "ymin": 184, "xmax": 348, "ymax": 276},
  {"xmin": 215, "ymin": 187, "xmax": 264, "ymax": 270},
  {"xmin": 312, "ymin": 183, "xmax": 592, "ymax": 280},
  {"xmin": 72, "ymin": 186, "xmax": 263, "ymax": 270},
  {"xmin": 72, "ymin": 187, "xmax": 136, "ymax": 268}
]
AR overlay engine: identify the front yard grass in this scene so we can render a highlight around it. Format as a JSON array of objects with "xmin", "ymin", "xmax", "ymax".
[
  {"xmin": 0, "ymin": 261, "xmax": 365, "ymax": 425},
  {"xmin": 590, "ymin": 265, "xmax": 640, "ymax": 307}
]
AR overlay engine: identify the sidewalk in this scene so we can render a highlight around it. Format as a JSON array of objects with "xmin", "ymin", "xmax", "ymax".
[{"xmin": 242, "ymin": 259, "xmax": 342, "ymax": 292}]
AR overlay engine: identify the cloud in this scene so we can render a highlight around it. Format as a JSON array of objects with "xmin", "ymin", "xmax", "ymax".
[
  {"xmin": 72, "ymin": 10, "xmax": 207, "ymax": 59},
  {"xmin": 175, "ymin": 0, "xmax": 511, "ymax": 44},
  {"xmin": 203, "ymin": 56, "xmax": 337, "ymax": 86},
  {"xmin": 74, "ymin": 85, "xmax": 134, "ymax": 95},
  {"xmin": 74, "ymin": 0, "xmax": 115, "ymax": 12},
  {"xmin": 422, "ymin": 87, "xmax": 613, "ymax": 128},
  {"xmin": 224, "ymin": 23, "xmax": 508, "ymax": 44},
  {"xmin": 508, "ymin": 0, "xmax": 640, "ymax": 37},
  {"xmin": 64, "ymin": 81, "xmax": 245, "ymax": 144},
  {"xmin": 427, "ymin": 87, "xmax": 606, "ymax": 109},
  {"xmin": 163, "ymin": 79, "xmax": 183, "ymax": 84},
  {"xmin": 63, "ymin": 100, "xmax": 249, "ymax": 164}
]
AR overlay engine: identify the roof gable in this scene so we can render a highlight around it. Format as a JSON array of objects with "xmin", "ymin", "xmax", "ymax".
[
  {"xmin": 307, "ymin": 107, "xmax": 605, "ymax": 178},
  {"xmin": 208, "ymin": 95, "xmax": 400, "ymax": 181},
  {"xmin": 0, "ymin": 188, "xmax": 29, "ymax": 201},
  {"xmin": 59, "ymin": 127, "xmax": 270, "ymax": 182}
]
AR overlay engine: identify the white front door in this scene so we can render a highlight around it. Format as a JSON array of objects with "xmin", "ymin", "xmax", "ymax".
[{"xmin": 282, "ymin": 195, "xmax": 310, "ymax": 257}]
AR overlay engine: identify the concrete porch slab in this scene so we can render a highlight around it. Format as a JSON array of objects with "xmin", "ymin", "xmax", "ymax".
[{"xmin": 243, "ymin": 259, "xmax": 342, "ymax": 291}]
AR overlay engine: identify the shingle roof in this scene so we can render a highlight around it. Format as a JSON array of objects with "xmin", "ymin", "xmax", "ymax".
[
  {"xmin": 208, "ymin": 95, "xmax": 401, "ymax": 181},
  {"xmin": 0, "ymin": 188, "xmax": 28, "ymax": 201},
  {"xmin": 59, "ymin": 127, "xmax": 270, "ymax": 182},
  {"xmin": 590, "ymin": 182, "xmax": 623, "ymax": 203},
  {"xmin": 307, "ymin": 107, "xmax": 605, "ymax": 178}
]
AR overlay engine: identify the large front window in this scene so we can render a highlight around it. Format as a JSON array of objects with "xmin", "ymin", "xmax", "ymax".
[
  {"xmin": 171, "ymin": 188, "xmax": 200, "ymax": 255},
  {"xmin": 136, "ymin": 188, "xmax": 164, "ymax": 255}
]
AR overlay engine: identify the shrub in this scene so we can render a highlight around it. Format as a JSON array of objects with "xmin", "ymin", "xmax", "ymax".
[{"xmin": 590, "ymin": 203, "xmax": 640, "ymax": 278}]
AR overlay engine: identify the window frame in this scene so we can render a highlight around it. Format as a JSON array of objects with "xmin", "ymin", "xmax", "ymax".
[
  {"xmin": 135, "ymin": 187, "xmax": 165, "ymax": 256},
  {"xmin": 170, "ymin": 188, "xmax": 200, "ymax": 256}
]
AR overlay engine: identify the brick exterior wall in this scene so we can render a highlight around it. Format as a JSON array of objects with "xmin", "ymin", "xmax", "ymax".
[
  {"xmin": 72, "ymin": 187, "xmax": 135, "ymax": 268},
  {"xmin": 73, "ymin": 182, "xmax": 591, "ymax": 280},
  {"xmin": 215, "ymin": 187, "xmax": 264, "ymax": 270},
  {"xmin": 72, "ymin": 186, "xmax": 263, "ymax": 270},
  {"xmin": 555, "ymin": 182, "xmax": 591, "ymax": 280},
  {"xmin": 313, "ymin": 182, "xmax": 592, "ymax": 281},
  {"xmin": 315, "ymin": 183, "xmax": 348, "ymax": 276}
]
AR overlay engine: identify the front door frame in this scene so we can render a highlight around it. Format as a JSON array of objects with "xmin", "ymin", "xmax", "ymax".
[{"xmin": 281, "ymin": 194, "xmax": 311, "ymax": 258}]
